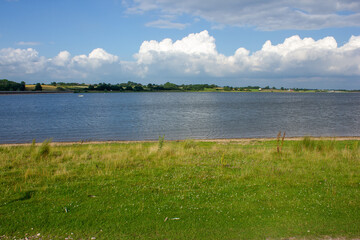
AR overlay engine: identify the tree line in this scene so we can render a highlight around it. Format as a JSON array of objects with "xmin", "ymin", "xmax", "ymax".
[
  {"xmin": 0, "ymin": 79, "xmax": 43, "ymax": 91},
  {"xmin": 84, "ymin": 82, "xmax": 219, "ymax": 92},
  {"xmin": 1, "ymin": 79, "xmax": 323, "ymax": 92},
  {"xmin": 0, "ymin": 79, "xmax": 26, "ymax": 91}
]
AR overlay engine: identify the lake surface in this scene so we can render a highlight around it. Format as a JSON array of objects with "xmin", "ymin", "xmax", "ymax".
[{"xmin": 0, "ymin": 92, "xmax": 359, "ymax": 144}]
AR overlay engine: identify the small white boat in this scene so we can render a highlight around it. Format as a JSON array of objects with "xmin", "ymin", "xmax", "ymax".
[{"xmin": 78, "ymin": 94, "xmax": 84, "ymax": 97}]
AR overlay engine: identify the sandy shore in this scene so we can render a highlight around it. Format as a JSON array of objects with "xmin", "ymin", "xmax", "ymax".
[{"xmin": 1, "ymin": 136, "xmax": 359, "ymax": 147}]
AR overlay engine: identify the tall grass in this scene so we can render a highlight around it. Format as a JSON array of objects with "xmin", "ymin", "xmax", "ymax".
[
  {"xmin": 294, "ymin": 136, "xmax": 338, "ymax": 152},
  {"xmin": 0, "ymin": 138, "xmax": 359, "ymax": 239},
  {"xmin": 36, "ymin": 138, "xmax": 52, "ymax": 159}
]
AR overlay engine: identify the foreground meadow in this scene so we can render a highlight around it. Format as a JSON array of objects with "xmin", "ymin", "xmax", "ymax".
[{"xmin": 0, "ymin": 138, "xmax": 359, "ymax": 239}]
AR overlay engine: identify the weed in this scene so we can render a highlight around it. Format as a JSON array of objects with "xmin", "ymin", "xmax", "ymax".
[
  {"xmin": 301, "ymin": 136, "xmax": 315, "ymax": 150},
  {"xmin": 293, "ymin": 136, "xmax": 317, "ymax": 152},
  {"xmin": 27, "ymin": 138, "xmax": 36, "ymax": 154},
  {"xmin": 183, "ymin": 139, "xmax": 197, "ymax": 149},
  {"xmin": 220, "ymin": 153, "xmax": 226, "ymax": 167},
  {"xmin": 24, "ymin": 168, "xmax": 35, "ymax": 181},
  {"xmin": 37, "ymin": 139, "xmax": 52, "ymax": 159},
  {"xmin": 294, "ymin": 137, "xmax": 337, "ymax": 153},
  {"xmin": 276, "ymin": 131, "xmax": 286, "ymax": 153},
  {"xmin": 158, "ymin": 135, "xmax": 165, "ymax": 150}
]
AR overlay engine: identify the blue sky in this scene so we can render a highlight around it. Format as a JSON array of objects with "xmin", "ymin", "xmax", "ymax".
[{"xmin": 1, "ymin": 0, "xmax": 360, "ymax": 89}]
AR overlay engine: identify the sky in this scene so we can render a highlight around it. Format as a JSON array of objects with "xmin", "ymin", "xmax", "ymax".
[{"xmin": 0, "ymin": 0, "xmax": 360, "ymax": 89}]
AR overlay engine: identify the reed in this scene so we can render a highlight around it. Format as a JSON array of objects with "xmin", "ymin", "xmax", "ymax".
[{"xmin": 276, "ymin": 131, "xmax": 285, "ymax": 153}]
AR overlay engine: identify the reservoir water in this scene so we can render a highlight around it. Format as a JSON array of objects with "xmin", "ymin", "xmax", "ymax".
[{"xmin": 0, "ymin": 92, "xmax": 359, "ymax": 144}]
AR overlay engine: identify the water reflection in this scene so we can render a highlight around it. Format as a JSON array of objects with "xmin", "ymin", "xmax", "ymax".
[{"xmin": 0, "ymin": 92, "xmax": 359, "ymax": 143}]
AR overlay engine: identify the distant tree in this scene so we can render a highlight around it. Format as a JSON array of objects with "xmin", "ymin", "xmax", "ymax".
[
  {"xmin": 183, "ymin": 84, "xmax": 209, "ymax": 91},
  {"xmin": 127, "ymin": 81, "xmax": 136, "ymax": 85},
  {"xmin": 223, "ymin": 86, "xmax": 233, "ymax": 91},
  {"xmin": 112, "ymin": 85, "xmax": 123, "ymax": 91},
  {"xmin": 153, "ymin": 85, "xmax": 165, "ymax": 91},
  {"xmin": 163, "ymin": 82, "xmax": 179, "ymax": 90},
  {"xmin": 51, "ymin": 82, "xmax": 57, "ymax": 86},
  {"xmin": 96, "ymin": 83, "xmax": 111, "ymax": 91},
  {"xmin": 34, "ymin": 83, "xmax": 42, "ymax": 91},
  {"xmin": 247, "ymin": 86, "xmax": 260, "ymax": 89},
  {"xmin": 0, "ymin": 79, "xmax": 24, "ymax": 91},
  {"xmin": 125, "ymin": 86, "xmax": 133, "ymax": 91},
  {"xmin": 264, "ymin": 86, "xmax": 270, "ymax": 89},
  {"xmin": 20, "ymin": 81, "xmax": 26, "ymax": 91},
  {"xmin": 147, "ymin": 83, "xmax": 154, "ymax": 91},
  {"xmin": 133, "ymin": 85, "xmax": 144, "ymax": 91}
]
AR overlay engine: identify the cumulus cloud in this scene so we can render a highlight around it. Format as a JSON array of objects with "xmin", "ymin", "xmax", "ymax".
[
  {"xmin": 0, "ymin": 48, "xmax": 46, "ymax": 74},
  {"xmin": 0, "ymin": 48, "xmax": 122, "ymax": 81},
  {"xmin": 0, "ymin": 31, "xmax": 360, "ymax": 88},
  {"xmin": 70, "ymin": 48, "xmax": 119, "ymax": 69},
  {"xmin": 52, "ymin": 51, "xmax": 71, "ymax": 67},
  {"xmin": 124, "ymin": 0, "xmax": 360, "ymax": 30},
  {"xmin": 136, "ymin": 31, "xmax": 217, "ymax": 64},
  {"xmin": 134, "ymin": 30, "xmax": 360, "ymax": 79}
]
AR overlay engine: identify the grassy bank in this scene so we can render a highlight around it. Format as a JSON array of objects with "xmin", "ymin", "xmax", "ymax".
[{"xmin": 0, "ymin": 138, "xmax": 359, "ymax": 239}]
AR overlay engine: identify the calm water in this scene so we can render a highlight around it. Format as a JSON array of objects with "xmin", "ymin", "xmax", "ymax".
[{"xmin": 0, "ymin": 92, "xmax": 359, "ymax": 144}]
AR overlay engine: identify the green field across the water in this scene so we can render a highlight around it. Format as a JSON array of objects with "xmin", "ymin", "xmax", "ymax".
[{"xmin": 0, "ymin": 138, "xmax": 359, "ymax": 239}]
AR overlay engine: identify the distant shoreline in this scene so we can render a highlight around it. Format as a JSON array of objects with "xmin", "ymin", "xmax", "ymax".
[
  {"xmin": 1, "ymin": 90, "xmax": 359, "ymax": 95},
  {"xmin": 2, "ymin": 80, "xmax": 360, "ymax": 93},
  {"xmin": 1, "ymin": 136, "xmax": 359, "ymax": 146},
  {"xmin": 0, "ymin": 91, "xmax": 73, "ymax": 95}
]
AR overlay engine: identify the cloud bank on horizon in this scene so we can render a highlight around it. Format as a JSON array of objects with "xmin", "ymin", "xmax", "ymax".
[{"xmin": 1, "ymin": 31, "xmax": 360, "ymax": 88}]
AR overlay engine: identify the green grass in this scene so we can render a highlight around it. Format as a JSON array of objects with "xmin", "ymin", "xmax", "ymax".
[{"xmin": 0, "ymin": 138, "xmax": 359, "ymax": 239}]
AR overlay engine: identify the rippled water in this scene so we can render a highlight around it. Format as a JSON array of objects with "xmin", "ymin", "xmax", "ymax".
[{"xmin": 0, "ymin": 92, "xmax": 359, "ymax": 143}]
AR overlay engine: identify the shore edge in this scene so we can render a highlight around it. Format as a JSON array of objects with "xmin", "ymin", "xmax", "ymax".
[{"xmin": 1, "ymin": 136, "xmax": 360, "ymax": 147}]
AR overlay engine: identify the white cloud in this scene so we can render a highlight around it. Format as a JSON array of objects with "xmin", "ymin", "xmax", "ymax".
[
  {"xmin": 71, "ymin": 48, "xmax": 119, "ymax": 69},
  {"xmin": 0, "ymin": 32, "xmax": 359, "ymax": 88},
  {"xmin": 0, "ymin": 48, "xmax": 122, "ymax": 81},
  {"xmin": 88, "ymin": 48, "xmax": 118, "ymax": 62},
  {"xmin": 134, "ymin": 31, "xmax": 360, "ymax": 79},
  {"xmin": 145, "ymin": 19, "xmax": 187, "ymax": 29},
  {"xmin": 340, "ymin": 35, "xmax": 360, "ymax": 50},
  {"xmin": 123, "ymin": 0, "xmax": 360, "ymax": 30},
  {"xmin": 136, "ymin": 31, "xmax": 217, "ymax": 65},
  {"xmin": 51, "ymin": 51, "xmax": 71, "ymax": 67},
  {"xmin": 16, "ymin": 41, "xmax": 41, "ymax": 46},
  {"xmin": 0, "ymin": 48, "xmax": 46, "ymax": 74}
]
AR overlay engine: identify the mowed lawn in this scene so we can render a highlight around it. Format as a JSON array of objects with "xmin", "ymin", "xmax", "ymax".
[{"xmin": 0, "ymin": 139, "xmax": 359, "ymax": 239}]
